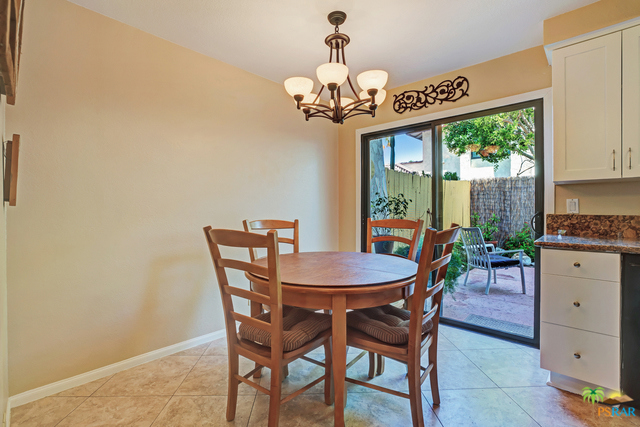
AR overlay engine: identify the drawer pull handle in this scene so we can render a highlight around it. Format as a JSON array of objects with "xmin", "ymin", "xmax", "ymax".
[
  {"xmin": 573, "ymin": 262, "xmax": 581, "ymax": 268},
  {"xmin": 573, "ymin": 301, "xmax": 580, "ymax": 307},
  {"xmin": 574, "ymin": 353, "xmax": 581, "ymax": 359}
]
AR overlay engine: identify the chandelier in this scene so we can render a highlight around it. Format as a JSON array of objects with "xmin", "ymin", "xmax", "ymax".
[{"xmin": 284, "ymin": 11, "xmax": 388, "ymax": 125}]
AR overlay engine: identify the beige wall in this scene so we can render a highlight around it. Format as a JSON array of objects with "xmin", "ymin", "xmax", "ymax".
[
  {"xmin": 555, "ymin": 181, "xmax": 640, "ymax": 214},
  {"xmin": 545, "ymin": 0, "xmax": 640, "ymax": 215},
  {"xmin": 338, "ymin": 46, "xmax": 551, "ymax": 251},
  {"xmin": 544, "ymin": 0, "xmax": 640, "ymax": 45},
  {"xmin": 6, "ymin": 0, "xmax": 338, "ymax": 395}
]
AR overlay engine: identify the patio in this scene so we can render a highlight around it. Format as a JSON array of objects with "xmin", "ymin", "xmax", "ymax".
[{"xmin": 441, "ymin": 266, "xmax": 536, "ymax": 338}]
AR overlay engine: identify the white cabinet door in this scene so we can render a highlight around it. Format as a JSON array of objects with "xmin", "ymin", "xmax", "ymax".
[
  {"xmin": 540, "ymin": 274, "xmax": 620, "ymax": 337},
  {"xmin": 541, "ymin": 322, "xmax": 620, "ymax": 391},
  {"xmin": 623, "ymin": 25, "xmax": 640, "ymax": 178},
  {"xmin": 553, "ymin": 32, "xmax": 622, "ymax": 182}
]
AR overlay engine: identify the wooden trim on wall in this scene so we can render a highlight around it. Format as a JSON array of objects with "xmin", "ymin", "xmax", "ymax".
[{"xmin": 4, "ymin": 134, "xmax": 19, "ymax": 206}]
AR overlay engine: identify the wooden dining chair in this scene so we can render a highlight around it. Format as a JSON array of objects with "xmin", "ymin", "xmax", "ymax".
[
  {"xmin": 365, "ymin": 217, "xmax": 424, "ymax": 377},
  {"xmin": 346, "ymin": 225, "xmax": 461, "ymax": 427},
  {"xmin": 243, "ymin": 219, "xmax": 300, "ymax": 378},
  {"xmin": 243, "ymin": 219, "xmax": 299, "ymax": 262},
  {"xmin": 204, "ymin": 227, "xmax": 333, "ymax": 427},
  {"xmin": 367, "ymin": 218, "xmax": 424, "ymax": 262}
]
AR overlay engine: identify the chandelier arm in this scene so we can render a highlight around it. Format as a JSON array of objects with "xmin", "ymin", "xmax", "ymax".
[
  {"xmin": 343, "ymin": 98, "xmax": 370, "ymax": 110},
  {"xmin": 342, "ymin": 110, "xmax": 375, "ymax": 120},
  {"xmin": 335, "ymin": 86, "xmax": 343, "ymax": 121},
  {"xmin": 345, "ymin": 75, "xmax": 360, "ymax": 99},
  {"xmin": 307, "ymin": 109, "xmax": 333, "ymax": 120},
  {"xmin": 313, "ymin": 86, "xmax": 325, "ymax": 104},
  {"xmin": 340, "ymin": 46, "xmax": 360, "ymax": 99},
  {"xmin": 301, "ymin": 103, "xmax": 333, "ymax": 112}
]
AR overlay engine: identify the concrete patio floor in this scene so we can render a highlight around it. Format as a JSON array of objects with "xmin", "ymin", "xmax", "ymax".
[{"xmin": 441, "ymin": 266, "xmax": 536, "ymax": 337}]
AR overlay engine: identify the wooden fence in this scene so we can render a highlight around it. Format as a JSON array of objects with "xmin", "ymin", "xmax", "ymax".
[
  {"xmin": 384, "ymin": 170, "xmax": 534, "ymax": 244},
  {"xmin": 385, "ymin": 169, "xmax": 471, "ymax": 229},
  {"xmin": 470, "ymin": 176, "xmax": 535, "ymax": 244}
]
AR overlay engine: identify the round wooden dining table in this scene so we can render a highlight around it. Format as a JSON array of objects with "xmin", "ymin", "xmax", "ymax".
[{"xmin": 247, "ymin": 251, "xmax": 418, "ymax": 427}]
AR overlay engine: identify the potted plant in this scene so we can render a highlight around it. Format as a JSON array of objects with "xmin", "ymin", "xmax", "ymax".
[{"xmin": 370, "ymin": 192, "xmax": 412, "ymax": 254}]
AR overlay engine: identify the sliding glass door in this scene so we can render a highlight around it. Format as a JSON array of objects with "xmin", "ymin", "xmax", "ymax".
[
  {"xmin": 361, "ymin": 100, "xmax": 543, "ymax": 346},
  {"xmin": 361, "ymin": 124, "xmax": 434, "ymax": 257}
]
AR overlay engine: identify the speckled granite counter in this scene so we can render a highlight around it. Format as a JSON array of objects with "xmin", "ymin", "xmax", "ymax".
[{"xmin": 535, "ymin": 235, "xmax": 640, "ymax": 254}]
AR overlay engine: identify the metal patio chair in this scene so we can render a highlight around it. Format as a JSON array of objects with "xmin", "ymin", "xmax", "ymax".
[{"xmin": 460, "ymin": 227, "xmax": 526, "ymax": 295}]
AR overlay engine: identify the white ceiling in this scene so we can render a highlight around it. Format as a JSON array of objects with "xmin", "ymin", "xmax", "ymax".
[{"xmin": 67, "ymin": 0, "xmax": 597, "ymax": 90}]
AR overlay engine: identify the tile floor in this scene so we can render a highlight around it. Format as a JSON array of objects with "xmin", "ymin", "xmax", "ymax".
[{"xmin": 10, "ymin": 325, "xmax": 639, "ymax": 426}]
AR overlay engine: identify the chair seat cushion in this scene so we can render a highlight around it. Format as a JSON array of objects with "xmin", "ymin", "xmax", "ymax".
[
  {"xmin": 238, "ymin": 306, "xmax": 331, "ymax": 352},
  {"xmin": 488, "ymin": 254, "xmax": 521, "ymax": 268},
  {"xmin": 346, "ymin": 305, "xmax": 433, "ymax": 345}
]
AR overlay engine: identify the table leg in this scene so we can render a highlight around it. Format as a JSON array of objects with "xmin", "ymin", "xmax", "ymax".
[{"xmin": 332, "ymin": 294, "xmax": 347, "ymax": 427}]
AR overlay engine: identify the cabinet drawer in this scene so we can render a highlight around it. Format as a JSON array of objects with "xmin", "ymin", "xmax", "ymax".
[
  {"xmin": 541, "ymin": 322, "xmax": 620, "ymax": 390},
  {"xmin": 541, "ymin": 274, "xmax": 620, "ymax": 336},
  {"xmin": 541, "ymin": 249, "xmax": 620, "ymax": 282}
]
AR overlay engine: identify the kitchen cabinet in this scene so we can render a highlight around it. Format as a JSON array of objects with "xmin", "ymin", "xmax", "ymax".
[
  {"xmin": 553, "ymin": 26, "xmax": 640, "ymax": 182},
  {"xmin": 623, "ymin": 25, "xmax": 640, "ymax": 178},
  {"xmin": 540, "ymin": 248, "xmax": 621, "ymax": 391}
]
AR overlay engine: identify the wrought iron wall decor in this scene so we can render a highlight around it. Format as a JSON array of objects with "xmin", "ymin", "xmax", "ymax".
[{"xmin": 393, "ymin": 76, "xmax": 469, "ymax": 114}]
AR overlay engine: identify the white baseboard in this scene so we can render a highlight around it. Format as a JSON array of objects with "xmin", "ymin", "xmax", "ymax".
[
  {"xmin": 7, "ymin": 329, "xmax": 226, "ymax": 411},
  {"xmin": 547, "ymin": 371, "xmax": 620, "ymax": 398}
]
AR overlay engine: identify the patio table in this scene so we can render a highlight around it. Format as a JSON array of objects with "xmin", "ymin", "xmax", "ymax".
[{"xmin": 246, "ymin": 251, "xmax": 418, "ymax": 427}]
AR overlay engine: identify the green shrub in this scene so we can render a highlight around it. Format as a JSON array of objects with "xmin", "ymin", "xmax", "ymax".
[
  {"xmin": 443, "ymin": 171, "xmax": 460, "ymax": 181},
  {"xmin": 470, "ymin": 212, "xmax": 501, "ymax": 241},
  {"xmin": 444, "ymin": 241, "xmax": 467, "ymax": 295},
  {"xmin": 503, "ymin": 225, "xmax": 535, "ymax": 259},
  {"xmin": 393, "ymin": 244, "xmax": 410, "ymax": 258}
]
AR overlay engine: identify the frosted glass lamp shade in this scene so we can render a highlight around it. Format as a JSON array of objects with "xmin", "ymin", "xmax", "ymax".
[
  {"xmin": 295, "ymin": 93, "xmax": 319, "ymax": 106},
  {"xmin": 284, "ymin": 77, "xmax": 314, "ymax": 97},
  {"xmin": 360, "ymin": 89, "xmax": 386, "ymax": 106},
  {"xmin": 316, "ymin": 63, "xmax": 349, "ymax": 87},
  {"xmin": 357, "ymin": 70, "xmax": 388, "ymax": 91},
  {"xmin": 330, "ymin": 97, "xmax": 355, "ymax": 110}
]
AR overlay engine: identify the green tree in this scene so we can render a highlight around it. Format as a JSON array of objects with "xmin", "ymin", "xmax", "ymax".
[{"xmin": 443, "ymin": 108, "xmax": 535, "ymax": 175}]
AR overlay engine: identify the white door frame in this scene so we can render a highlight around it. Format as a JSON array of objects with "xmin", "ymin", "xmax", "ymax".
[{"xmin": 353, "ymin": 88, "xmax": 553, "ymax": 249}]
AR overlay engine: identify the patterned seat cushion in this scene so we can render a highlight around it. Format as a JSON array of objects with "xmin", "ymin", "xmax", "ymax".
[
  {"xmin": 238, "ymin": 306, "xmax": 331, "ymax": 352},
  {"xmin": 347, "ymin": 304, "xmax": 433, "ymax": 345},
  {"xmin": 488, "ymin": 254, "xmax": 520, "ymax": 268}
]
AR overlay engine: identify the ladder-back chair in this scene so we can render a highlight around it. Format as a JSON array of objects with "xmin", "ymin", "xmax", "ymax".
[
  {"xmin": 460, "ymin": 227, "xmax": 526, "ymax": 295},
  {"xmin": 365, "ymin": 217, "xmax": 424, "ymax": 377},
  {"xmin": 346, "ymin": 225, "xmax": 461, "ymax": 427},
  {"xmin": 366, "ymin": 218, "xmax": 424, "ymax": 261},
  {"xmin": 204, "ymin": 227, "xmax": 332, "ymax": 427},
  {"xmin": 243, "ymin": 219, "xmax": 300, "ymax": 377},
  {"xmin": 243, "ymin": 219, "xmax": 299, "ymax": 262}
]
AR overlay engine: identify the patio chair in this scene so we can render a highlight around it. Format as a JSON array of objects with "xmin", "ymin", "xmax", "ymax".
[{"xmin": 460, "ymin": 227, "xmax": 526, "ymax": 295}]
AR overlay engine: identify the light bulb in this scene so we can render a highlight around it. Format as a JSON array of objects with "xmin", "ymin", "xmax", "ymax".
[
  {"xmin": 295, "ymin": 93, "xmax": 319, "ymax": 106},
  {"xmin": 359, "ymin": 89, "xmax": 386, "ymax": 106},
  {"xmin": 284, "ymin": 77, "xmax": 314, "ymax": 97},
  {"xmin": 357, "ymin": 70, "xmax": 388, "ymax": 91},
  {"xmin": 316, "ymin": 63, "xmax": 349, "ymax": 87}
]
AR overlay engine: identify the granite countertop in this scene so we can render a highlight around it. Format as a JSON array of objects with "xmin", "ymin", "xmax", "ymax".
[{"xmin": 535, "ymin": 235, "xmax": 640, "ymax": 254}]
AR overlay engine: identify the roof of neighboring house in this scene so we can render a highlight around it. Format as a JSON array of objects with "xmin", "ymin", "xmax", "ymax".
[{"xmin": 386, "ymin": 161, "xmax": 427, "ymax": 174}]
